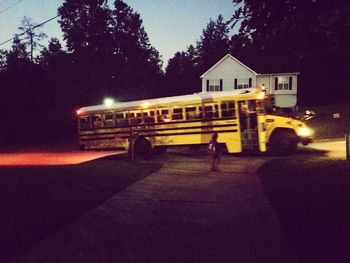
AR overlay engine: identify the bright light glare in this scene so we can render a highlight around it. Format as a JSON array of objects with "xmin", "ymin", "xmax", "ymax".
[
  {"xmin": 142, "ymin": 102, "xmax": 150, "ymax": 108},
  {"xmin": 297, "ymin": 127, "xmax": 313, "ymax": 137},
  {"xmin": 104, "ymin": 98, "xmax": 115, "ymax": 107},
  {"xmin": 76, "ymin": 109, "xmax": 82, "ymax": 115},
  {"xmin": 257, "ymin": 92, "xmax": 265, "ymax": 100}
]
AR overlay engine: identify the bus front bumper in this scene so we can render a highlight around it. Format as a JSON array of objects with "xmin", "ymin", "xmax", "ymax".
[{"xmin": 300, "ymin": 137, "xmax": 312, "ymax": 146}]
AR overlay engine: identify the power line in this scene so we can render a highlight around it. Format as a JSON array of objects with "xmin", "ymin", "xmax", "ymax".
[
  {"xmin": 0, "ymin": 0, "xmax": 25, "ymax": 15},
  {"xmin": 0, "ymin": 14, "xmax": 60, "ymax": 47},
  {"xmin": 33, "ymin": 14, "xmax": 60, "ymax": 30}
]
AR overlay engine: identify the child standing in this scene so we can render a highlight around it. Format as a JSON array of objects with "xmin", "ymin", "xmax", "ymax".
[{"xmin": 209, "ymin": 133, "xmax": 221, "ymax": 172}]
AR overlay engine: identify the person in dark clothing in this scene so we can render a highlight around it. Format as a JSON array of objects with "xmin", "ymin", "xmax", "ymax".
[{"xmin": 209, "ymin": 133, "xmax": 221, "ymax": 172}]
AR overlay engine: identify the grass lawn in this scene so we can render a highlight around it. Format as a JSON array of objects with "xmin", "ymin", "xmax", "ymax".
[
  {"xmin": 0, "ymin": 156, "xmax": 162, "ymax": 263},
  {"xmin": 259, "ymin": 158, "xmax": 350, "ymax": 263}
]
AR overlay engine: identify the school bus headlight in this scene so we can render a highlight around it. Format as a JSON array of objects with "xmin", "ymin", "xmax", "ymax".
[
  {"xmin": 104, "ymin": 98, "xmax": 115, "ymax": 107},
  {"xmin": 297, "ymin": 127, "xmax": 313, "ymax": 137}
]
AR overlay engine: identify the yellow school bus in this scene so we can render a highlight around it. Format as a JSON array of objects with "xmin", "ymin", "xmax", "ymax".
[{"xmin": 77, "ymin": 88, "xmax": 313, "ymax": 157}]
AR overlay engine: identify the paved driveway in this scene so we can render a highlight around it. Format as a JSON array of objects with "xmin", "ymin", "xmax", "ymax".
[
  {"xmin": 12, "ymin": 153, "xmax": 297, "ymax": 263},
  {"xmin": 304, "ymin": 138, "xmax": 345, "ymax": 159}
]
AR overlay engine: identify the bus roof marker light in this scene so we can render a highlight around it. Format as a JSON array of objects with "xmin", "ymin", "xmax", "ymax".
[
  {"xmin": 142, "ymin": 102, "xmax": 150, "ymax": 109},
  {"xmin": 104, "ymin": 97, "xmax": 115, "ymax": 107},
  {"xmin": 257, "ymin": 92, "xmax": 265, "ymax": 100}
]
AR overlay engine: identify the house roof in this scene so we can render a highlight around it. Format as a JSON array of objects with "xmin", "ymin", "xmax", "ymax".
[
  {"xmin": 201, "ymin": 53, "xmax": 300, "ymax": 77},
  {"xmin": 200, "ymin": 54, "xmax": 257, "ymax": 78}
]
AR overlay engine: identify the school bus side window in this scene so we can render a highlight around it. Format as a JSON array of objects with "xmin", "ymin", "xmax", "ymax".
[
  {"xmin": 79, "ymin": 116, "xmax": 90, "ymax": 129},
  {"xmin": 92, "ymin": 114, "xmax": 103, "ymax": 127},
  {"xmin": 214, "ymin": 104, "xmax": 219, "ymax": 118},
  {"xmin": 144, "ymin": 110, "xmax": 155, "ymax": 123},
  {"xmin": 228, "ymin": 101, "xmax": 235, "ymax": 116},
  {"xmin": 130, "ymin": 111, "xmax": 142, "ymax": 124},
  {"xmin": 203, "ymin": 105, "xmax": 218, "ymax": 119},
  {"xmin": 172, "ymin": 108, "xmax": 183, "ymax": 120},
  {"xmin": 221, "ymin": 101, "xmax": 235, "ymax": 117},
  {"xmin": 115, "ymin": 112, "xmax": 128, "ymax": 126},
  {"xmin": 104, "ymin": 112, "xmax": 114, "ymax": 127},
  {"xmin": 157, "ymin": 109, "xmax": 170, "ymax": 122},
  {"xmin": 185, "ymin": 106, "xmax": 200, "ymax": 120}
]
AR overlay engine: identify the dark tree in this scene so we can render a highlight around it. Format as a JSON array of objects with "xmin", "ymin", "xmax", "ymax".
[
  {"xmin": 165, "ymin": 45, "xmax": 200, "ymax": 96},
  {"xmin": 58, "ymin": 0, "xmax": 162, "ymax": 104},
  {"xmin": 0, "ymin": 36, "xmax": 46, "ymax": 145},
  {"xmin": 58, "ymin": 0, "xmax": 111, "ymax": 52},
  {"xmin": 0, "ymin": 49, "xmax": 7, "ymax": 71},
  {"xmin": 18, "ymin": 16, "xmax": 47, "ymax": 62},
  {"xmin": 196, "ymin": 15, "xmax": 230, "ymax": 73},
  {"xmin": 58, "ymin": 0, "xmax": 113, "ymax": 104},
  {"xmin": 39, "ymin": 37, "xmax": 63, "ymax": 63},
  {"xmin": 164, "ymin": 15, "xmax": 230, "ymax": 96},
  {"xmin": 110, "ymin": 0, "xmax": 163, "ymax": 100},
  {"xmin": 37, "ymin": 37, "xmax": 74, "ymax": 109},
  {"xmin": 5, "ymin": 35, "xmax": 30, "ymax": 68},
  {"xmin": 229, "ymin": 0, "xmax": 350, "ymax": 104}
]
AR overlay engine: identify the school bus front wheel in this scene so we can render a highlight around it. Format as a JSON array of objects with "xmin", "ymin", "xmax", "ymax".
[{"xmin": 269, "ymin": 129, "xmax": 297, "ymax": 155}]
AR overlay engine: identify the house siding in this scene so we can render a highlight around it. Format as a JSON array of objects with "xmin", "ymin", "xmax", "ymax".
[
  {"xmin": 201, "ymin": 54, "xmax": 299, "ymax": 109},
  {"xmin": 201, "ymin": 56, "xmax": 256, "ymax": 92},
  {"xmin": 274, "ymin": 94, "xmax": 297, "ymax": 108},
  {"xmin": 257, "ymin": 74, "xmax": 298, "ymax": 108}
]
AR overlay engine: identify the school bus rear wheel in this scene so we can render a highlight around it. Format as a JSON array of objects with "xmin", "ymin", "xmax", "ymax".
[{"xmin": 134, "ymin": 138, "xmax": 152, "ymax": 160}]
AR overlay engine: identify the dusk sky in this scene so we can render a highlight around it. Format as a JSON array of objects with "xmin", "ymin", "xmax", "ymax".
[{"xmin": 0, "ymin": 0, "xmax": 236, "ymax": 65}]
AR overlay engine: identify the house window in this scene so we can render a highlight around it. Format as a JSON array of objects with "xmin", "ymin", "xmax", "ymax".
[
  {"xmin": 275, "ymin": 76, "xmax": 293, "ymax": 90},
  {"xmin": 234, "ymin": 78, "xmax": 252, "ymax": 89},
  {"xmin": 207, "ymin": 79, "xmax": 223, "ymax": 91}
]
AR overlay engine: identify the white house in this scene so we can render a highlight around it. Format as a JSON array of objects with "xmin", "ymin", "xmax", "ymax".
[{"xmin": 200, "ymin": 54, "xmax": 299, "ymax": 110}]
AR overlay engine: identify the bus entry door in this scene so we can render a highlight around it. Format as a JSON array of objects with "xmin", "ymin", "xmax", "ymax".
[{"xmin": 238, "ymin": 100, "xmax": 258, "ymax": 151}]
